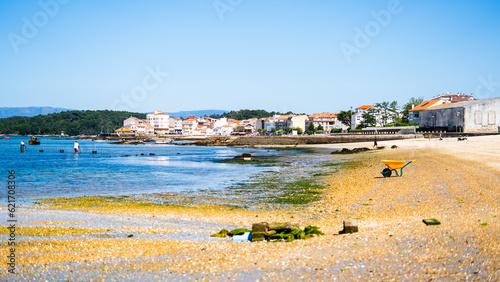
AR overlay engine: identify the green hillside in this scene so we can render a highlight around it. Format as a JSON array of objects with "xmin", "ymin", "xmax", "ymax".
[{"xmin": 0, "ymin": 110, "xmax": 146, "ymax": 136}]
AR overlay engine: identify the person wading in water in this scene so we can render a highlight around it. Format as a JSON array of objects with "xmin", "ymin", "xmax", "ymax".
[{"xmin": 74, "ymin": 141, "xmax": 81, "ymax": 153}]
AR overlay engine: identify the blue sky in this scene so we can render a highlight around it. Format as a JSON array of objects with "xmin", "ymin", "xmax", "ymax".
[{"xmin": 1, "ymin": 0, "xmax": 500, "ymax": 114}]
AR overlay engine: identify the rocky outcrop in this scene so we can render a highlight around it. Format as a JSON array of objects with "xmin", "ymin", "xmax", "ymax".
[{"xmin": 28, "ymin": 137, "xmax": 40, "ymax": 145}]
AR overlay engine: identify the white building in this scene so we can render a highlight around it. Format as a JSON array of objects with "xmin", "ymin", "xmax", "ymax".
[
  {"xmin": 351, "ymin": 104, "xmax": 400, "ymax": 129},
  {"xmin": 181, "ymin": 117, "xmax": 198, "ymax": 136},
  {"xmin": 147, "ymin": 110, "xmax": 171, "ymax": 135},
  {"xmin": 169, "ymin": 117, "xmax": 183, "ymax": 134},
  {"xmin": 306, "ymin": 113, "xmax": 348, "ymax": 132}
]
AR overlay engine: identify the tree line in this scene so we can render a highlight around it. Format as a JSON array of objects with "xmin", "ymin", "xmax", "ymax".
[
  {"xmin": 336, "ymin": 97, "xmax": 424, "ymax": 129},
  {"xmin": 210, "ymin": 109, "xmax": 297, "ymax": 120},
  {"xmin": 0, "ymin": 110, "xmax": 146, "ymax": 136}
]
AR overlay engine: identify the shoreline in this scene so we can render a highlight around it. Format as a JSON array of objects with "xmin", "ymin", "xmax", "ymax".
[{"xmin": 1, "ymin": 135, "xmax": 499, "ymax": 280}]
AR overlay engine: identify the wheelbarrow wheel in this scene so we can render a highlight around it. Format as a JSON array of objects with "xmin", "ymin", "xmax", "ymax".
[{"xmin": 382, "ymin": 168, "xmax": 392, "ymax": 177}]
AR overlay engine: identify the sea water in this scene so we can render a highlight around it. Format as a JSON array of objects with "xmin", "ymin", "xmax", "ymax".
[{"xmin": 0, "ymin": 137, "xmax": 283, "ymax": 201}]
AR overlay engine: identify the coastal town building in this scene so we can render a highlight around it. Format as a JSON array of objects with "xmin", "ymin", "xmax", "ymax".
[
  {"xmin": 116, "ymin": 116, "xmax": 154, "ymax": 136},
  {"xmin": 351, "ymin": 104, "xmax": 400, "ymax": 129},
  {"xmin": 409, "ymin": 93, "xmax": 475, "ymax": 124},
  {"xmin": 419, "ymin": 97, "xmax": 500, "ymax": 133},
  {"xmin": 234, "ymin": 118, "xmax": 257, "ymax": 135},
  {"xmin": 306, "ymin": 113, "xmax": 348, "ymax": 132},
  {"xmin": 169, "ymin": 117, "xmax": 183, "ymax": 134},
  {"xmin": 351, "ymin": 105, "xmax": 373, "ymax": 129},
  {"xmin": 115, "ymin": 127, "xmax": 133, "ymax": 137},
  {"xmin": 181, "ymin": 116, "xmax": 198, "ymax": 136},
  {"xmin": 123, "ymin": 116, "xmax": 145, "ymax": 128},
  {"xmin": 260, "ymin": 115, "xmax": 308, "ymax": 133},
  {"xmin": 409, "ymin": 99, "xmax": 450, "ymax": 124},
  {"xmin": 147, "ymin": 110, "xmax": 171, "ymax": 136},
  {"xmin": 287, "ymin": 115, "xmax": 308, "ymax": 131},
  {"xmin": 437, "ymin": 93, "xmax": 474, "ymax": 103}
]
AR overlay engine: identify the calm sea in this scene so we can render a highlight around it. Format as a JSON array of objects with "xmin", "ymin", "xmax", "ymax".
[{"xmin": 0, "ymin": 136, "xmax": 284, "ymax": 201}]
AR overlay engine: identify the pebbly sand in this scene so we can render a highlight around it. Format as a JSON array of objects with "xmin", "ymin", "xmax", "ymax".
[{"xmin": 1, "ymin": 135, "xmax": 499, "ymax": 280}]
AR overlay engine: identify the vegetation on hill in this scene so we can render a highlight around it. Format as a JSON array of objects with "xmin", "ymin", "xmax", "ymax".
[
  {"xmin": 0, "ymin": 110, "xmax": 146, "ymax": 136},
  {"xmin": 210, "ymin": 109, "xmax": 296, "ymax": 120}
]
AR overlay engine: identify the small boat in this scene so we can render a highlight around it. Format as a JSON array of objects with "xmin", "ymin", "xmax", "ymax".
[
  {"xmin": 93, "ymin": 139, "xmax": 106, "ymax": 142},
  {"xmin": 0, "ymin": 137, "xmax": 10, "ymax": 139}
]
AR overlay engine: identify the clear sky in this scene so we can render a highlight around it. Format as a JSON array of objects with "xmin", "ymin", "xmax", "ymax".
[{"xmin": 1, "ymin": 0, "xmax": 500, "ymax": 114}]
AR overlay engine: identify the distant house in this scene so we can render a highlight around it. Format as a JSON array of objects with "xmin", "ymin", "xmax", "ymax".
[
  {"xmin": 115, "ymin": 127, "xmax": 133, "ymax": 137},
  {"xmin": 123, "ymin": 116, "xmax": 145, "ymax": 128},
  {"xmin": 261, "ymin": 115, "xmax": 308, "ymax": 133},
  {"xmin": 181, "ymin": 117, "xmax": 198, "ymax": 136},
  {"xmin": 169, "ymin": 117, "xmax": 183, "ymax": 135},
  {"xmin": 352, "ymin": 104, "xmax": 400, "ymax": 129},
  {"xmin": 351, "ymin": 105, "xmax": 373, "ymax": 129},
  {"xmin": 235, "ymin": 119, "xmax": 257, "ymax": 135},
  {"xmin": 118, "ymin": 116, "xmax": 154, "ymax": 137},
  {"xmin": 419, "ymin": 97, "xmax": 500, "ymax": 133},
  {"xmin": 438, "ymin": 93, "xmax": 474, "ymax": 103},
  {"xmin": 287, "ymin": 115, "xmax": 308, "ymax": 132},
  {"xmin": 306, "ymin": 113, "xmax": 348, "ymax": 132}
]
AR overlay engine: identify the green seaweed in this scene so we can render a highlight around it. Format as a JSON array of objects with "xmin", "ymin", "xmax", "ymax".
[
  {"xmin": 304, "ymin": 225, "xmax": 325, "ymax": 236},
  {"xmin": 211, "ymin": 229, "xmax": 229, "ymax": 237},
  {"xmin": 228, "ymin": 228, "xmax": 251, "ymax": 237}
]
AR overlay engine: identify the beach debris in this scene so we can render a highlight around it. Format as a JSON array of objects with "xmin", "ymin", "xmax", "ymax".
[
  {"xmin": 211, "ymin": 228, "xmax": 251, "ymax": 238},
  {"xmin": 127, "ymin": 234, "xmax": 134, "ymax": 238},
  {"xmin": 340, "ymin": 219, "xmax": 358, "ymax": 234},
  {"xmin": 391, "ymin": 145, "xmax": 398, "ymax": 149},
  {"xmin": 232, "ymin": 232, "xmax": 251, "ymax": 242},
  {"xmin": 212, "ymin": 222, "xmax": 325, "ymax": 242},
  {"xmin": 234, "ymin": 153, "xmax": 252, "ymax": 161},
  {"xmin": 331, "ymin": 147, "xmax": 370, "ymax": 154},
  {"xmin": 423, "ymin": 218, "xmax": 441, "ymax": 226}
]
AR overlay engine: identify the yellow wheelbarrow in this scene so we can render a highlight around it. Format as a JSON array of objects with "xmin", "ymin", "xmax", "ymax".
[{"xmin": 381, "ymin": 160, "xmax": 416, "ymax": 177}]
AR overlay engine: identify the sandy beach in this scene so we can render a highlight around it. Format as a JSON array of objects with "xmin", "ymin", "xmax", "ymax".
[{"xmin": 1, "ymin": 135, "xmax": 499, "ymax": 280}]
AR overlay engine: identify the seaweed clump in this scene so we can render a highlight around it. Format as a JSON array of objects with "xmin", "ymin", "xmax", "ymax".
[{"xmin": 211, "ymin": 228, "xmax": 251, "ymax": 238}]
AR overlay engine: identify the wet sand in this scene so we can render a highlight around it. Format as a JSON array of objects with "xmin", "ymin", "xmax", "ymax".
[{"xmin": 1, "ymin": 135, "xmax": 499, "ymax": 280}]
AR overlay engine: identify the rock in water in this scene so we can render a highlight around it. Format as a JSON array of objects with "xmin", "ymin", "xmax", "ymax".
[{"xmin": 29, "ymin": 137, "xmax": 40, "ymax": 145}]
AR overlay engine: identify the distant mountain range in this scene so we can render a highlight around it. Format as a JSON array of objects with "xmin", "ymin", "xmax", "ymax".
[
  {"xmin": 0, "ymin": 107, "xmax": 228, "ymax": 119},
  {"xmin": 166, "ymin": 109, "xmax": 227, "ymax": 118},
  {"xmin": 0, "ymin": 107, "xmax": 72, "ymax": 119}
]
